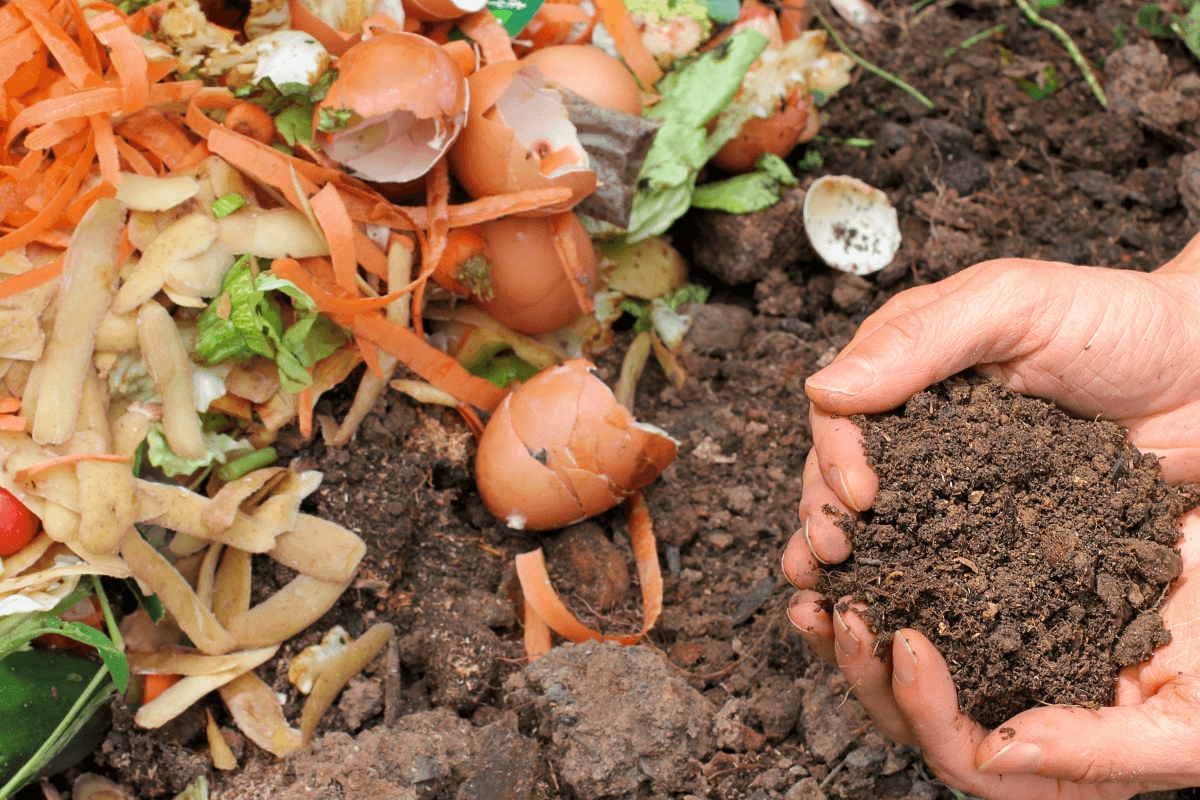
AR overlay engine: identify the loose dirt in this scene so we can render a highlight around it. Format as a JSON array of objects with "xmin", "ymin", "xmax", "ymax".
[{"xmin": 62, "ymin": 1, "xmax": 1200, "ymax": 799}]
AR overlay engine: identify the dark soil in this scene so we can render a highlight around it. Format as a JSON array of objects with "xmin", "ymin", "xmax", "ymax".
[
  {"xmin": 820, "ymin": 376, "xmax": 1199, "ymax": 729},
  {"xmin": 58, "ymin": 1, "xmax": 1200, "ymax": 799}
]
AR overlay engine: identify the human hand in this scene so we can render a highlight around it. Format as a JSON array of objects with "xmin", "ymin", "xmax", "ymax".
[{"xmin": 781, "ymin": 253, "xmax": 1200, "ymax": 797}]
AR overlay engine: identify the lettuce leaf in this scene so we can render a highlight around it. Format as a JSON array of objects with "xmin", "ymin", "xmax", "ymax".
[
  {"xmin": 145, "ymin": 423, "xmax": 246, "ymax": 477},
  {"xmin": 626, "ymin": 30, "xmax": 769, "ymax": 242},
  {"xmin": 691, "ymin": 153, "xmax": 799, "ymax": 213},
  {"xmin": 195, "ymin": 257, "xmax": 349, "ymax": 393}
]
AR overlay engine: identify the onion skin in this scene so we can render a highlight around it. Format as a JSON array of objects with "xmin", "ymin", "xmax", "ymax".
[
  {"xmin": 476, "ymin": 213, "xmax": 596, "ymax": 335},
  {"xmin": 475, "ymin": 360, "xmax": 677, "ymax": 530},
  {"xmin": 447, "ymin": 62, "xmax": 596, "ymax": 216},
  {"xmin": 711, "ymin": 92, "xmax": 819, "ymax": 173}
]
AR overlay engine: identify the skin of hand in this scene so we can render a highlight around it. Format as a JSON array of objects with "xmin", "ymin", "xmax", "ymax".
[{"xmin": 780, "ymin": 248, "xmax": 1200, "ymax": 799}]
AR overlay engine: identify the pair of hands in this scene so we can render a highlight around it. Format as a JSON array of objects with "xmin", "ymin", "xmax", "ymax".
[{"xmin": 782, "ymin": 246, "xmax": 1200, "ymax": 799}]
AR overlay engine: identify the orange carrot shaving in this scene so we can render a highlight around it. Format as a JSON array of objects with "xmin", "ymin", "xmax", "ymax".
[
  {"xmin": 357, "ymin": 336, "xmax": 383, "ymax": 379},
  {"xmin": 116, "ymin": 108, "xmax": 199, "ymax": 170},
  {"xmin": 88, "ymin": 10, "xmax": 150, "ymax": 114},
  {"xmin": 0, "ymin": 132, "xmax": 93, "ymax": 252},
  {"xmin": 24, "ymin": 117, "xmax": 87, "ymax": 151},
  {"xmin": 351, "ymin": 314, "xmax": 507, "ymax": 412},
  {"xmin": 411, "ymin": 157, "xmax": 451, "ymax": 337},
  {"xmin": 523, "ymin": 3, "xmax": 596, "ymax": 52},
  {"xmin": 515, "ymin": 548, "xmax": 640, "ymax": 646},
  {"xmin": 8, "ymin": 80, "xmax": 201, "ymax": 148},
  {"xmin": 309, "ymin": 184, "xmax": 358, "ymax": 294},
  {"xmin": 592, "ymin": 0, "xmax": 662, "ymax": 89},
  {"xmin": 298, "ymin": 384, "xmax": 314, "ymax": 439},
  {"xmin": 65, "ymin": 182, "xmax": 116, "ymax": 225},
  {"xmin": 376, "ymin": 187, "xmax": 575, "ymax": 229},
  {"xmin": 0, "ymin": 397, "xmax": 22, "ymax": 413},
  {"xmin": 550, "ymin": 211, "xmax": 594, "ymax": 315},
  {"xmin": 14, "ymin": 453, "xmax": 130, "ymax": 483},
  {"xmin": 114, "ymin": 135, "xmax": 157, "ymax": 176},
  {"xmin": 458, "ymin": 9, "xmax": 517, "ymax": 64},
  {"xmin": 270, "ymin": 258, "xmax": 413, "ymax": 315},
  {"xmin": 204, "ymin": 127, "xmax": 311, "ymax": 210},
  {"xmin": 223, "ymin": 101, "xmax": 276, "ymax": 145},
  {"xmin": 432, "ymin": 226, "xmax": 490, "ymax": 297},
  {"xmin": 142, "ymin": 673, "xmax": 182, "ymax": 704},
  {"xmin": 90, "ymin": 113, "xmax": 120, "ymax": 185},
  {"xmin": 0, "ymin": 30, "xmax": 44, "ymax": 97},
  {"xmin": 0, "ymin": 416, "xmax": 26, "ymax": 431},
  {"xmin": 352, "ymin": 227, "xmax": 388, "ymax": 280},
  {"xmin": 16, "ymin": 0, "xmax": 99, "ymax": 90},
  {"xmin": 522, "ymin": 596, "xmax": 553, "ymax": 661},
  {"xmin": 626, "ymin": 491, "xmax": 662, "ymax": 633},
  {"xmin": 456, "ymin": 403, "xmax": 485, "ymax": 441},
  {"xmin": 442, "ymin": 40, "xmax": 477, "ymax": 76}
]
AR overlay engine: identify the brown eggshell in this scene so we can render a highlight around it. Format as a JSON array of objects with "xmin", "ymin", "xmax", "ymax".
[
  {"xmin": 711, "ymin": 94, "xmax": 819, "ymax": 174},
  {"xmin": 476, "ymin": 213, "xmax": 596, "ymax": 335},
  {"xmin": 475, "ymin": 359, "xmax": 678, "ymax": 530},
  {"xmin": 521, "ymin": 45, "xmax": 643, "ymax": 115},
  {"xmin": 447, "ymin": 62, "xmax": 596, "ymax": 216},
  {"xmin": 401, "ymin": 0, "xmax": 486, "ymax": 21}
]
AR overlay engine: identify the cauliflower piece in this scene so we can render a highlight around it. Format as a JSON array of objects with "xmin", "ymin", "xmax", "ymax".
[
  {"xmin": 296, "ymin": 0, "xmax": 406, "ymax": 33},
  {"xmin": 156, "ymin": 0, "xmax": 237, "ymax": 72},
  {"xmin": 625, "ymin": 0, "xmax": 712, "ymax": 66}
]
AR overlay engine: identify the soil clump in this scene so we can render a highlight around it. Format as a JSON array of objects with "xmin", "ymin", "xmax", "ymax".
[{"xmin": 821, "ymin": 376, "xmax": 1199, "ymax": 728}]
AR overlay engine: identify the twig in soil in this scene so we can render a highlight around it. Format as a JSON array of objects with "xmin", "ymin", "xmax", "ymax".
[
  {"xmin": 384, "ymin": 633, "xmax": 402, "ymax": 726},
  {"xmin": 819, "ymin": 755, "xmax": 848, "ymax": 790},
  {"xmin": 944, "ymin": 23, "xmax": 1006, "ymax": 58},
  {"xmin": 1011, "ymin": 0, "xmax": 1107, "ymax": 109},
  {"xmin": 815, "ymin": 12, "xmax": 935, "ymax": 109}
]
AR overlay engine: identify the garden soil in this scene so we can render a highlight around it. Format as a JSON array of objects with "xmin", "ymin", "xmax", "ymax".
[{"xmin": 69, "ymin": 1, "xmax": 1200, "ymax": 798}]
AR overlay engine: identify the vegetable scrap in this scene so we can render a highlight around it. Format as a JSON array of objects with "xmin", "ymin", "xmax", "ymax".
[{"xmin": 0, "ymin": 0, "xmax": 879, "ymax": 789}]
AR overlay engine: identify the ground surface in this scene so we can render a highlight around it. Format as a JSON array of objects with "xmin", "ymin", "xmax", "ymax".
[{"xmin": 73, "ymin": 1, "xmax": 1200, "ymax": 798}]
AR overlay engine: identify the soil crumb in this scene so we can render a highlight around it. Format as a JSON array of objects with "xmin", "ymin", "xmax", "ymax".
[{"xmin": 820, "ymin": 376, "xmax": 1200, "ymax": 729}]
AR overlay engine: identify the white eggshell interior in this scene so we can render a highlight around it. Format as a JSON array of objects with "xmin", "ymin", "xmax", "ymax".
[
  {"xmin": 802, "ymin": 175, "xmax": 901, "ymax": 276},
  {"xmin": 495, "ymin": 66, "xmax": 590, "ymax": 177}
]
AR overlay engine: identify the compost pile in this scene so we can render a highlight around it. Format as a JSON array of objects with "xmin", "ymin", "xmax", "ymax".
[{"xmin": 821, "ymin": 376, "xmax": 1200, "ymax": 729}]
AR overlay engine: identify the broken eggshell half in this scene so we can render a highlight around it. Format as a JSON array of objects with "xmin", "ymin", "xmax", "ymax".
[
  {"xmin": 315, "ymin": 32, "xmax": 467, "ymax": 184},
  {"xmin": 447, "ymin": 62, "xmax": 597, "ymax": 216},
  {"xmin": 802, "ymin": 175, "xmax": 901, "ymax": 276},
  {"xmin": 475, "ymin": 359, "xmax": 678, "ymax": 531}
]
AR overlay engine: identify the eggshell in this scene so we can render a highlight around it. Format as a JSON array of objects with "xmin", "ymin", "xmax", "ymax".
[
  {"xmin": 712, "ymin": 93, "xmax": 819, "ymax": 173},
  {"xmin": 476, "ymin": 213, "xmax": 596, "ymax": 335},
  {"xmin": 475, "ymin": 360, "xmax": 678, "ymax": 530},
  {"xmin": 401, "ymin": 0, "xmax": 487, "ymax": 21},
  {"xmin": 447, "ymin": 62, "xmax": 596, "ymax": 216},
  {"xmin": 316, "ymin": 33, "xmax": 467, "ymax": 184},
  {"xmin": 521, "ymin": 45, "xmax": 642, "ymax": 115}
]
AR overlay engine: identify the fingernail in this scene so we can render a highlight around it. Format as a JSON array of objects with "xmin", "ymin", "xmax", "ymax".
[
  {"xmin": 892, "ymin": 631, "xmax": 917, "ymax": 686},
  {"xmin": 803, "ymin": 517, "xmax": 828, "ymax": 565},
  {"xmin": 833, "ymin": 608, "xmax": 861, "ymax": 660},
  {"xmin": 978, "ymin": 742, "xmax": 1045, "ymax": 775},
  {"xmin": 805, "ymin": 356, "xmax": 875, "ymax": 397},
  {"xmin": 832, "ymin": 467, "xmax": 863, "ymax": 513}
]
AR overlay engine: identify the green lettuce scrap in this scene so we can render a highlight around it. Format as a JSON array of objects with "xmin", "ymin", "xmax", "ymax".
[
  {"xmin": 145, "ymin": 423, "xmax": 247, "ymax": 478},
  {"xmin": 690, "ymin": 153, "xmax": 799, "ymax": 213},
  {"xmin": 625, "ymin": 30, "xmax": 769, "ymax": 242},
  {"xmin": 621, "ymin": 283, "xmax": 711, "ymax": 350},
  {"xmin": 195, "ymin": 256, "xmax": 349, "ymax": 393},
  {"xmin": 231, "ymin": 71, "xmax": 338, "ymax": 148}
]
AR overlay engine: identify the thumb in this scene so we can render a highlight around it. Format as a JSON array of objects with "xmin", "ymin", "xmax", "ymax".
[
  {"xmin": 975, "ymin": 694, "xmax": 1200, "ymax": 785},
  {"xmin": 804, "ymin": 260, "xmax": 1057, "ymax": 413}
]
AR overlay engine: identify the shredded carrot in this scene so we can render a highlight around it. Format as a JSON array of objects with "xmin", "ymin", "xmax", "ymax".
[
  {"xmin": 626, "ymin": 491, "xmax": 662, "ymax": 634},
  {"xmin": 515, "ymin": 548, "xmax": 640, "ymax": 646},
  {"xmin": 270, "ymin": 258, "xmax": 411, "ymax": 315},
  {"xmin": 458, "ymin": 9, "xmax": 517, "ymax": 64},
  {"xmin": 0, "ymin": 416, "xmax": 27, "ymax": 431},
  {"xmin": 89, "ymin": 10, "xmax": 150, "ymax": 114},
  {"xmin": 14, "ymin": 452, "xmax": 130, "ymax": 483},
  {"xmin": 223, "ymin": 101, "xmax": 276, "ymax": 145},
  {"xmin": 298, "ymin": 384, "xmax": 314, "ymax": 439},
  {"xmin": 90, "ymin": 113, "xmax": 120, "ymax": 185},
  {"xmin": 357, "ymin": 336, "xmax": 383, "ymax": 379},
  {"xmin": 8, "ymin": 80, "xmax": 202, "ymax": 148},
  {"xmin": 65, "ymin": 182, "xmax": 116, "ymax": 225},
  {"xmin": 309, "ymin": 184, "xmax": 358, "ymax": 294},
  {"xmin": 0, "ymin": 29, "xmax": 44, "ymax": 96},
  {"xmin": 377, "ymin": 187, "xmax": 575, "ymax": 229},
  {"xmin": 432, "ymin": 226, "xmax": 490, "ymax": 297},
  {"xmin": 114, "ymin": 135, "xmax": 157, "ymax": 176},
  {"xmin": 550, "ymin": 211, "xmax": 594, "ymax": 315},
  {"xmin": 523, "ymin": 600, "xmax": 553, "ymax": 661},
  {"xmin": 411, "ymin": 158, "xmax": 452, "ymax": 337},
  {"xmin": 16, "ymin": 0, "xmax": 99, "ymax": 91},
  {"xmin": 591, "ymin": 0, "xmax": 662, "ymax": 89},
  {"xmin": 456, "ymin": 403, "xmax": 485, "ymax": 441},
  {"xmin": 0, "ymin": 397, "xmax": 22, "ymax": 414},
  {"xmin": 142, "ymin": 673, "xmax": 182, "ymax": 704},
  {"xmin": 0, "ymin": 132, "xmax": 93, "ymax": 252},
  {"xmin": 352, "ymin": 227, "xmax": 389, "ymax": 280},
  {"xmin": 116, "ymin": 108, "xmax": 199, "ymax": 170}
]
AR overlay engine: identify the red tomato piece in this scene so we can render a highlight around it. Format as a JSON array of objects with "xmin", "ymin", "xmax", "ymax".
[{"xmin": 0, "ymin": 485, "xmax": 39, "ymax": 557}]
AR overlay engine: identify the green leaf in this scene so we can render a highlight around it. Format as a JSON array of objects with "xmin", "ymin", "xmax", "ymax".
[
  {"xmin": 691, "ymin": 153, "xmax": 797, "ymax": 213},
  {"xmin": 626, "ymin": 30, "xmax": 769, "ymax": 241},
  {"xmin": 145, "ymin": 423, "xmax": 246, "ymax": 477},
  {"xmin": 796, "ymin": 148, "xmax": 824, "ymax": 171},
  {"xmin": 1170, "ymin": 5, "xmax": 1200, "ymax": 59},
  {"xmin": 211, "ymin": 193, "xmax": 245, "ymax": 218},
  {"xmin": 37, "ymin": 618, "xmax": 129, "ymax": 692},
  {"xmin": 126, "ymin": 578, "xmax": 166, "ymax": 623},
  {"xmin": 1136, "ymin": 3, "xmax": 1172, "ymax": 36},
  {"xmin": 705, "ymin": 0, "xmax": 740, "ymax": 24},
  {"xmin": 318, "ymin": 107, "xmax": 354, "ymax": 133},
  {"xmin": 274, "ymin": 104, "xmax": 314, "ymax": 148}
]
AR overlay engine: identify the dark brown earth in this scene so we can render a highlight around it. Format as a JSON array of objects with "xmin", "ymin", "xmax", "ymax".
[
  {"xmin": 44, "ymin": 1, "xmax": 1200, "ymax": 799},
  {"xmin": 820, "ymin": 376, "xmax": 1199, "ymax": 729}
]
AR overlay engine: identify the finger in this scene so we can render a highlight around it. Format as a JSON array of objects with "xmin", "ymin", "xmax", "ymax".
[
  {"xmin": 974, "ymin": 697, "xmax": 1199, "ymax": 788},
  {"xmin": 1121, "ymin": 408, "xmax": 1200, "ymax": 484},
  {"xmin": 833, "ymin": 604, "xmax": 914, "ymax": 744},
  {"xmin": 789, "ymin": 449, "xmax": 855, "ymax": 574},
  {"xmin": 810, "ymin": 404, "xmax": 878, "ymax": 516},
  {"xmin": 804, "ymin": 260, "xmax": 1059, "ymax": 415},
  {"xmin": 787, "ymin": 589, "xmax": 835, "ymax": 664},
  {"xmin": 890, "ymin": 629, "xmax": 1064, "ymax": 798},
  {"xmin": 781, "ymin": 522, "xmax": 821, "ymax": 589}
]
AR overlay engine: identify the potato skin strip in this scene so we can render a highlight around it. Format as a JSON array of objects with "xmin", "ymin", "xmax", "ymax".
[
  {"xmin": 136, "ymin": 480, "xmax": 278, "ymax": 553},
  {"xmin": 212, "ymin": 546, "xmax": 252, "ymax": 628},
  {"xmin": 30, "ymin": 196, "xmax": 123, "ymax": 445},
  {"xmin": 76, "ymin": 458, "xmax": 138, "ymax": 555},
  {"xmin": 13, "ymin": 453, "xmax": 129, "ymax": 484},
  {"xmin": 207, "ymin": 709, "xmax": 239, "ymax": 770},
  {"xmin": 268, "ymin": 513, "xmax": 366, "ymax": 583},
  {"xmin": 300, "ymin": 623, "xmax": 393, "ymax": 744},
  {"xmin": 135, "ymin": 645, "xmax": 278, "ymax": 729},
  {"xmin": 220, "ymin": 671, "xmax": 305, "ymax": 756},
  {"xmin": 129, "ymin": 646, "xmax": 279, "ymax": 677},
  {"xmin": 201, "ymin": 467, "xmax": 286, "ymax": 533},
  {"xmin": 515, "ymin": 548, "xmax": 640, "ymax": 646},
  {"xmin": 120, "ymin": 529, "xmax": 238, "ymax": 655},
  {"xmin": 137, "ymin": 301, "xmax": 207, "ymax": 460},
  {"xmin": 225, "ymin": 574, "xmax": 351, "ymax": 649}
]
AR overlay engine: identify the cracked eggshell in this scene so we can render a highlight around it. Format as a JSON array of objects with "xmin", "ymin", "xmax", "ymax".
[
  {"xmin": 447, "ymin": 62, "xmax": 596, "ymax": 216},
  {"xmin": 802, "ymin": 175, "xmax": 901, "ymax": 275},
  {"xmin": 476, "ymin": 213, "xmax": 596, "ymax": 335},
  {"xmin": 475, "ymin": 360, "xmax": 678, "ymax": 531},
  {"xmin": 315, "ymin": 33, "xmax": 467, "ymax": 184},
  {"xmin": 401, "ymin": 0, "xmax": 487, "ymax": 21},
  {"xmin": 520, "ymin": 45, "xmax": 643, "ymax": 115}
]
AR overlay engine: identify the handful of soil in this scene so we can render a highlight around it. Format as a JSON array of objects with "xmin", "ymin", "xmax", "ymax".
[{"xmin": 819, "ymin": 376, "xmax": 1200, "ymax": 729}]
